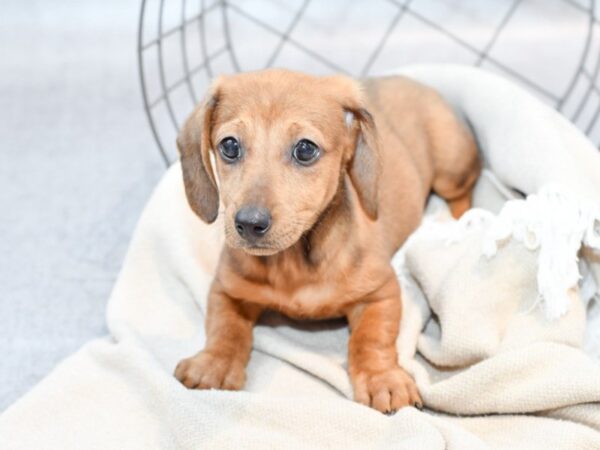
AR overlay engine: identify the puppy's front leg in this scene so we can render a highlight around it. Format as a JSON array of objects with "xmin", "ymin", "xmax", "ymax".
[
  {"xmin": 175, "ymin": 281, "xmax": 262, "ymax": 391},
  {"xmin": 346, "ymin": 275, "xmax": 422, "ymax": 414}
]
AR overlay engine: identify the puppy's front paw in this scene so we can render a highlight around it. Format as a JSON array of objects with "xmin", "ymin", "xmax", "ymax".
[
  {"xmin": 351, "ymin": 367, "xmax": 422, "ymax": 414},
  {"xmin": 174, "ymin": 351, "xmax": 245, "ymax": 391}
]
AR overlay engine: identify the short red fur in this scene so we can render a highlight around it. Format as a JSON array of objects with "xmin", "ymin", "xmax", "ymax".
[{"xmin": 174, "ymin": 69, "xmax": 480, "ymax": 413}]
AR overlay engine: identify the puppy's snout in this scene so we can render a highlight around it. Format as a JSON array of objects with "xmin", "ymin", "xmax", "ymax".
[{"xmin": 235, "ymin": 206, "xmax": 272, "ymax": 240}]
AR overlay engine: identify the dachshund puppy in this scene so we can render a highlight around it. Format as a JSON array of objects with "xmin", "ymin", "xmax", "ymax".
[{"xmin": 174, "ymin": 69, "xmax": 480, "ymax": 414}]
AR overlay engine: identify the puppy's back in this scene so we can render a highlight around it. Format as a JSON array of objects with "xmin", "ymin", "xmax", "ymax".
[{"xmin": 363, "ymin": 75, "xmax": 480, "ymax": 248}]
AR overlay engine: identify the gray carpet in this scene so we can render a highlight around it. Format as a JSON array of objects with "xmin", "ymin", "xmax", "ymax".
[{"xmin": 0, "ymin": 0, "xmax": 164, "ymax": 410}]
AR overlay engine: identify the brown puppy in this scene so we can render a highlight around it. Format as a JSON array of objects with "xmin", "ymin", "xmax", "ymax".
[{"xmin": 174, "ymin": 69, "xmax": 480, "ymax": 414}]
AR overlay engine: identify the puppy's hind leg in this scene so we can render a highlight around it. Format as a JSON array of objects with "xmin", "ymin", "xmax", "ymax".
[
  {"xmin": 429, "ymin": 113, "xmax": 481, "ymax": 219},
  {"xmin": 434, "ymin": 161, "xmax": 480, "ymax": 219}
]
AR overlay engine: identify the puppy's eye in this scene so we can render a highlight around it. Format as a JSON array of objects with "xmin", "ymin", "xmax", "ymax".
[
  {"xmin": 218, "ymin": 137, "xmax": 241, "ymax": 162},
  {"xmin": 292, "ymin": 139, "xmax": 320, "ymax": 166}
]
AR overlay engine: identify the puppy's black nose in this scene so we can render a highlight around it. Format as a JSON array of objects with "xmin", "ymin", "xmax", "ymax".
[{"xmin": 235, "ymin": 206, "xmax": 272, "ymax": 240}]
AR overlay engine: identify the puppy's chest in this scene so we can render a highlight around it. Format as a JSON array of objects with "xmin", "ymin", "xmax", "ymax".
[{"xmin": 257, "ymin": 256, "xmax": 364, "ymax": 318}]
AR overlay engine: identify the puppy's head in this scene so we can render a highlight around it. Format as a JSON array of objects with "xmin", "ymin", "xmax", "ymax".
[{"xmin": 177, "ymin": 69, "xmax": 379, "ymax": 256}]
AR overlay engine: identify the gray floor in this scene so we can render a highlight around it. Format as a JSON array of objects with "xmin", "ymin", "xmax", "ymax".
[
  {"xmin": 0, "ymin": 0, "xmax": 164, "ymax": 410},
  {"xmin": 1, "ymin": 0, "xmax": 598, "ymax": 412}
]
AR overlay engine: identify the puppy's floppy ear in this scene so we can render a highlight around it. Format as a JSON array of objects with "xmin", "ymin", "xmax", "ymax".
[
  {"xmin": 325, "ymin": 74, "xmax": 380, "ymax": 220},
  {"xmin": 346, "ymin": 107, "xmax": 380, "ymax": 220},
  {"xmin": 177, "ymin": 87, "xmax": 220, "ymax": 223}
]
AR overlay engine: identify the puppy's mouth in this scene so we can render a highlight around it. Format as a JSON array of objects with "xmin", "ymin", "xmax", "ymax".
[
  {"xmin": 224, "ymin": 214, "xmax": 312, "ymax": 256},
  {"xmin": 225, "ymin": 230, "xmax": 303, "ymax": 256},
  {"xmin": 240, "ymin": 244, "xmax": 282, "ymax": 256}
]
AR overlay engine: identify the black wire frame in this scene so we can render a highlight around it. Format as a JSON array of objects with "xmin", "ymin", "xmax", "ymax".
[
  {"xmin": 137, "ymin": 0, "xmax": 224, "ymax": 165},
  {"xmin": 138, "ymin": 0, "xmax": 600, "ymax": 167}
]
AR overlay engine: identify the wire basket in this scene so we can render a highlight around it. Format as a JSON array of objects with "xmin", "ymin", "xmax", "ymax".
[{"xmin": 138, "ymin": 0, "xmax": 600, "ymax": 166}]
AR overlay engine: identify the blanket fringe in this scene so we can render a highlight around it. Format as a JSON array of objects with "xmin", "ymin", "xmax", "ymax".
[{"xmin": 419, "ymin": 186, "xmax": 600, "ymax": 320}]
